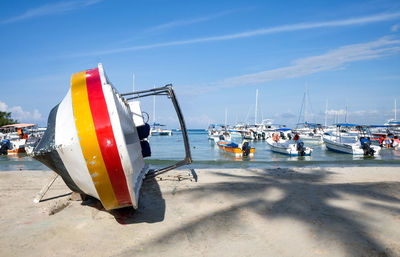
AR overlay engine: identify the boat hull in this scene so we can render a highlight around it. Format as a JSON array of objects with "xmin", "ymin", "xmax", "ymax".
[
  {"xmin": 217, "ymin": 141, "xmax": 255, "ymax": 157},
  {"xmin": 323, "ymin": 136, "xmax": 381, "ymax": 155},
  {"xmin": 32, "ymin": 64, "xmax": 149, "ymax": 210},
  {"xmin": 266, "ymin": 138, "xmax": 312, "ymax": 156},
  {"xmin": 7, "ymin": 147, "xmax": 26, "ymax": 155}
]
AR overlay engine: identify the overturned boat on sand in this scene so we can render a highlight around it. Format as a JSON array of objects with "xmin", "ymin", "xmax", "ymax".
[{"xmin": 32, "ymin": 64, "xmax": 191, "ymax": 210}]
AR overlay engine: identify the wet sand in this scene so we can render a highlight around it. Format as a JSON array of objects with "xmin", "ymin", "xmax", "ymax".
[{"xmin": 0, "ymin": 166, "xmax": 399, "ymax": 257}]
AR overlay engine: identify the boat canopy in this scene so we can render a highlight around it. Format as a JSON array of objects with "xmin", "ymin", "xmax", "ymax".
[
  {"xmin": 369, "ymin": 125, "xmax": 390, "ymax": 128},
  {"xmin": 276, "ymin": 128, "xmax": 291, "ymax": 131},
  {"xmin": 151, "ymin": 122, "xmax": 166, "ymax": 126},
  {"xmin": 1, "ymin": 123, "xmax": 36, "ymax": 128},
  {"xmin": 335, "ymin": 123, "xmax": 359, "ymax": 127},
  {"xmin": 209, "ymin": 124, "xmax": 226, "ymax": 127},
  {"xmin": 304, "ymin": 122, "xmax": 322, "ymax": 127}
]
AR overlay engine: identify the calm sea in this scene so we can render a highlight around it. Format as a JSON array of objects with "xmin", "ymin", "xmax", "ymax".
[{"xmin": 1, "ymin": 129, "xmax": 400, "ymax": 171}]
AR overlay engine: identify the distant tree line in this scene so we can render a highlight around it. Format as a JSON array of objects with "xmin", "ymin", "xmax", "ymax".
[{"xmin": 0, "ymin": 111, "xmax": 18, "ymax": 126}]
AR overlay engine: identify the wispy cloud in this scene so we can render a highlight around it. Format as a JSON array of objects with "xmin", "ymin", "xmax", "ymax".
[
  {"xmin": 75, "ymin": 12, "xmax": 400, "ymax": 56},
  {"xmin": 148, "ymin": 9, "xmax": 236, "ymax": 32},
  {"xmin": 220, "ymin": 37, "xmax": 400, "ymax": 87},
  {"xmin": 2, "ymin": 0, "xmax": 102, "ymax": 24},
  {"xmin": 175, "ymin": 36, "xmax": 400, "ymax": 96}
]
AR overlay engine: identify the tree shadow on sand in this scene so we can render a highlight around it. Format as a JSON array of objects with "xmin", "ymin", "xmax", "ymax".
[
  {"xmin": 119, "ymin": 168, "xmax": 400, "ymax": 256},
  {"xmin": 81, "ymin": 176, "xmax": 166, "ymax": 225}
]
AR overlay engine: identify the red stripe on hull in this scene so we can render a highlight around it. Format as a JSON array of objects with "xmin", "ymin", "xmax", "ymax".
[{"xmin": 86, "ymin": 68, "xmax": 132, "ymax": 206}]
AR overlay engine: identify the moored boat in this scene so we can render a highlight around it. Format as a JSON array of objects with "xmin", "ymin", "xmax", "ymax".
[
  {"xmin": 323, "ymin": 124, "xmax": 380, "ymax": 156},
  {"xmin": 150, "ymin": 123, "xmax": 173, "ymax": 136},
  {"xmin": 208, "ymin": 124, "xmax": 231, "ymax": 142},
  {"xmin": 266, "ymin": 137, "xmax": 313, "ymax": 156},
  {"xmin": 217, "ymin": 140, "xmax": 255, "ymax": 157},
  {"xmin": 0, "ymin": 123, "xmax": 40, "ymax": 155}
]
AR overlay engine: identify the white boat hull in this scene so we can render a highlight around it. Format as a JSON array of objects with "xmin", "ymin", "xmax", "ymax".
[
  {"xmin": 323, "ymin": 135, "xmax": 381, "ymax": 155},
  {"xmin": 266, "ymin": 138, "xmax": 313, "ymax": 156}
]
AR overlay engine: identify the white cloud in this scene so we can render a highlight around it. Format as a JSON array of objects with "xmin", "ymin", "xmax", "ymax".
[
  {"xmin": 326, "ymin": 109, "xmax": 347, "ymax": 115},
  {"xmin": 220, "ymin": 37, "xmax": 400, "ymax": 87},
  {"xmin": 0, "ymin": 101, "xmax": 7, "ymax": 111},
  {"xmin": 2, "ymin": 0, "xmax": 102, "ymax": 24},
  {"xmin": 392, "ymin": 24, "xmax": 400, "ymax": 32},
  {"xmin": 0, "ymin": 101, "xmax": 42, "ymax": 123},
  {"xmin": 75, "ymin": 12, "xmax": 400, "ymax": 57},
  {"xmin": 174, "ymin": 36, "xmax": 400, "ymax": 98}
]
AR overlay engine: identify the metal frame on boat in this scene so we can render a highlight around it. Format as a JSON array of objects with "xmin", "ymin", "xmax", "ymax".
[{"xmin": 121, "ymin": 85, "xmax": 192, "ymax": 177}]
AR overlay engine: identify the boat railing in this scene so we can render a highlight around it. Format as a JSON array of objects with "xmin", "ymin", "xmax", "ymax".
[{"xmin": 121, "ymin": 84, "xmax": 192, "ymax": 178}]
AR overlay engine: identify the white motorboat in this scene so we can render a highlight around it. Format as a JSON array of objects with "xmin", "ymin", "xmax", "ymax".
[
  {"xmin": 150, "ymin": 123, "xmax": 173, "ymax": 136},
  {"xmin": 293, "ymin": 123, "xmax": 324, "ymax": 144},
  {"xmin": 207, "ymin": 124, "xmax": 231, "ymax": 142},
  {"xmin": 0, "ymin": 123, "xmax": 41, "ymax": 154},
  {"xmin": 266, "ymin": 136, "xmax": 313, "ymax": 156},
  {"xmin": 323, "ymin": 124, "xmax": 381, "ymax": 156}
]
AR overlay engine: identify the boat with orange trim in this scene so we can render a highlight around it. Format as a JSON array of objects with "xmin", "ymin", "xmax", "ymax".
[
  {"xmin": 0, "ymin": 123, "xmax": 40, "ymax": 155},
  {"xmin": 32, "ymin": 63, "xmax": 191, "ymax": 210},
  {"xmin": 216, "ymin": 140, "xmax": 255, "ymax": 157}
]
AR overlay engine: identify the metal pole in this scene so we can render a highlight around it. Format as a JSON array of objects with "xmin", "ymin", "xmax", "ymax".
[{"xmin": 255, "ymin": 89, "xmax": 258, "ymax": 125}]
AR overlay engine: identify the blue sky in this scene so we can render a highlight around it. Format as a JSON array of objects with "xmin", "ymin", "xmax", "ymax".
[{"xmin": 0, "ymin": 0, "xmax": 399, "ymax": 128}]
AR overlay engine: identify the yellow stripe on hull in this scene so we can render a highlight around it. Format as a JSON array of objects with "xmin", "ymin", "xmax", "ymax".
[{"xmin": 71, "ymin": 71, "xmax": 119, "ymax": 210}]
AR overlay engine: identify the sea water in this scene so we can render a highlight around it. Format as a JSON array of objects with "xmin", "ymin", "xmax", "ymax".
[{"xmin": 1, "ymin": 129, "xmax": 400, "ymax": 171}]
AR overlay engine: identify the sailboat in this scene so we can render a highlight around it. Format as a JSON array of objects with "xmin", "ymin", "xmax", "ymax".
[
  {"xmin": 385, "ymin": 99, "xmax": 400, "ymax": 127},
  {"xmin": 293, "ymin": 83, "xmax": 323, "ymax": 143},
  {"xmin": 150, "ymin": 85, "xmax": 173, "ymax": 136}
]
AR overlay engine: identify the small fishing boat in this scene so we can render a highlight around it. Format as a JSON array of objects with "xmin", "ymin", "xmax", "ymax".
[
  {"xmin": 31, "ymin": 63, "xmax": 191, "ymax": 210},
  {"xmin": 323, "ymin": 124, "xmax": 380, "ymax": 156},
  {"xmin": 0, "ymin": 124, "xmax": 40, "ymax": 155},
  {"xmin": 150, "ymin": 123, "xmax": 173, "ymax": 136},
  {"xmin": 266, "ymin": 137, "xmax": 313, "ymax": 156},
  {"xmin": 216, "ymin": 140, "xmax": 255, "ymax": 157},
  {"xmin": 208, "ymin": 124, "xmax": 231, "ymax": 142},
  {"xmin": 292, "ymin": 122, "xmax": 324, "ymax": 144}
]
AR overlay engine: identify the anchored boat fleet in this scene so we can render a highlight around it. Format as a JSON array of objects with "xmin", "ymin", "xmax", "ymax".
[{"xmin": 207, "ymin": 89, "xmax": 399, "ymax": 158}]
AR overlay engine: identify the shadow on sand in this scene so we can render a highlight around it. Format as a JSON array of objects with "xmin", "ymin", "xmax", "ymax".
[
  {"xmin": 119, "ymin": 167, "xmax": 400, "ymax": 256},
  {"xmin": 80, "ymin": 176, "xmax": 166, "ymax": 225}
]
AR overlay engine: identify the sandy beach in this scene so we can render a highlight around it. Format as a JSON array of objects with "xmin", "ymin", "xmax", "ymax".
[{"xmin": 0, "ymin": 166, "xmax": 399, "ymax": 257}]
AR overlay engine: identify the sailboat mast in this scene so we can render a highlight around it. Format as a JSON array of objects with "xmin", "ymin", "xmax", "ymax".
[
  {"xmin": 153, "ymin": 84, "xmax": 156, "ymax": 124},
  {"xmin": 255, "ymin": 89, "xmax": 258, "ymax": 125},
  {"xmin": 132, "ymin": 73, "xmax": 135, "ymax": 92},
  {"xmin": 225, "ymin": 107, "xmax": 228, "ymax": 127},
  {"xmin": 304, "ymin": 82, "xmax": 308, "ymax": 123},
  {"xmin": 395, "ymin": 99, "xmax": 397, "ymax": 121},
  {"xmin": 325, "ymin": 99, "xmax": 328, "ymax": 127}
]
